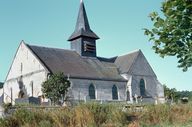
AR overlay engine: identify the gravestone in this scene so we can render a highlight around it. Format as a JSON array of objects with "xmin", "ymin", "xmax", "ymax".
[{"xmin": 15, "ymin": 97, "xmax": 40, "ymax": 105}]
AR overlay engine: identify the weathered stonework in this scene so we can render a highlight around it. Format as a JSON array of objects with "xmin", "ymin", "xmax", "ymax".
[
  {"xmin": 3, "ymin": 42, "xmax": 48, "ymax": 104},
  {"xmin": 69, "ymin": 78, "xmax": 127, "ymax": 101}
]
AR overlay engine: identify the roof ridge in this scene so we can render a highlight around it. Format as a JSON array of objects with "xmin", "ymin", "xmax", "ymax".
[
  {"xmin": 27, "ymin": 43, "xmax": 75, "ymax": 52},
  {"xmin": 68, "ymin": 0, "xmax": 99, "ymax": 41},
  {"xmin": 118, "ymin": 49, "xmax": 141, "ymax": 57},
  {"xmin": 127, "ymin": 51, "xmax": 141, "ymax": 74}
]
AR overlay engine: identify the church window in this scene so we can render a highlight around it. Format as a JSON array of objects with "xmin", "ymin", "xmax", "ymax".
[
  {"xmin": 140, "ymin": 79, "xmax": 146, "ymax": 96},
  {"xmin": 89, "ymin": 84, "xmax": 95, "ymax": 99},
  {"xmin": 126, "ymin": 90, "xmax": 130, "ymax": 101},
  {"xmin": 112, "ymin": 85, "xmax": 118, "ymax": 100}
]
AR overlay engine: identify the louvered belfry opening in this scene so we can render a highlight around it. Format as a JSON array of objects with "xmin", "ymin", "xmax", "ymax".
[{"xmin": 84, "ymin": 41, "xmax": 96, "ymax": 53}]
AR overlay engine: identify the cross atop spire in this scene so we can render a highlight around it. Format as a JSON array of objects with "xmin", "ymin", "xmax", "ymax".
[{"xmin": 68, "ymin": 1, "xmax": 99, "ymax": 41}]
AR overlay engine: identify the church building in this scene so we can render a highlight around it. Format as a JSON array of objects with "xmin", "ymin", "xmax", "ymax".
[{"xmin": 3, "ymin": 1, "xmax": 164, "ymax": 105}]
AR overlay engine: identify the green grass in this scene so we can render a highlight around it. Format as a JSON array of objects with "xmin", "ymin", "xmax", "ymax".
[{"xmin": 0, "ymin": 103, "xmax": 192, "ymax": 127}]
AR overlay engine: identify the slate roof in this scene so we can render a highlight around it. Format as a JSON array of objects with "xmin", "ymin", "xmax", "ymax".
[
  {"xmin": 68, "ymin": 1, "xmax": 99, "ymax": 41},
  {"xmin": 68, "ymin": 29, "xmax": 99, "ymax": 41},
  {"xmin": 115, "ymin": 50, "xmax": 141, "ymax": 74},
  {"xmin": 27, "ymin": 44, "xmax": 125, "ymax": 81}
]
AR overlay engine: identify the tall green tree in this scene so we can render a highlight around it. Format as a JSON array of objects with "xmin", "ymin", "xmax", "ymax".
[
  {"xmin": 42, "ymin": 72, "xmax": 70, "ymax": 105},
  {"xmin": 144, "ymin": 0, "xmax": 192, "ymax": 71}
]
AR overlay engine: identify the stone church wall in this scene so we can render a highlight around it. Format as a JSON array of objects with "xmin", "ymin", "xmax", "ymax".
[
  {"xmin": 126, "ymin": 51, "xmax": 165, "ymax": 103},
  {"xmin": 4, "ymin": 71, "xmax": 47, "ymax": 104},
  {"xmin": 131, "ymin": 75, "xmax": 164, "ymax": 103},
  {"xmin": 3, "ymin": 42, "xmax": 48, "ymax": 104},
  {"xmin": 131, "ymin": 75, "xmax": 157, "ymax": 97},
  {"xmin": 69, "ymin": 78, "xmax": 127, "ymax": 102}
]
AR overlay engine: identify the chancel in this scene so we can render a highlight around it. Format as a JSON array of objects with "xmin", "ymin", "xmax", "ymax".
[{"xmin": 3, "ymin": 1, "xmax": 165, "ymax": 105}]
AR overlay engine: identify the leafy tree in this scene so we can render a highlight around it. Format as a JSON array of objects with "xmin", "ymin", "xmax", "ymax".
[
  {"xmin": 42, "ymin": 72, "xmax": 70, "ymax": 105},
  {"xmin": 164, "ymin": 84, "xmax": 192, "ymax": 102},
  {"xmin": 176, "ymin": 90, "xmax": 192, "ymax": 101},
  {"xmin": 163, "ymin": 85, "xmax": 177, "ymax": 101},
  {"xmin": 144, "ymin": 0, "xmax": 192, "ymax": 71}
]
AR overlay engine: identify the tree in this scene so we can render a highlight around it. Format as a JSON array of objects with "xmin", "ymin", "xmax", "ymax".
[
  {"xmin": 163, "ymin": 84, "xmax": 192, "ymax": 102},
  {"xmin": 144, "ymin": 0, "xmax": 192, "ymax": 71},
  {"xmin": 42, "ymin": 72, "xmax": 71, "ymax": 105},
  {"xmin": 163, "ymin": 84, "xmax": 177, "ymax": 101},
  {"xmin": 175, "ymin": 90, "xmax": 192, "ymax": 101}
]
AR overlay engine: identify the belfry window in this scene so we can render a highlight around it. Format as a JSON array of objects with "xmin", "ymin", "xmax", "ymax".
[
  {"xmin": 84, "ymin": 42, "xmax": 96, "ymax": 52},
  {"xmin": 89, "ymin": 84, "xmax": 96, "ymax": 99},
  {"xmin": 112, "ymin": 85, "xmax": 118, "ymax": 100},
  {"xmin": 140, "ymin": 79, "xmax": 146, "ymax": 96}
]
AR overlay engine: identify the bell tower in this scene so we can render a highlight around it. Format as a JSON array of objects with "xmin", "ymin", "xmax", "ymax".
[{"xmin": 68, "ymin": 0, "xmax": 99, "ymax": 57}]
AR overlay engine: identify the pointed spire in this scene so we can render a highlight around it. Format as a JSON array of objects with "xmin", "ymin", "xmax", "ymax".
[
  {"xmin": 68, "ymin": 0, "xmax": 99, "ymax": 41},
  {"xmin": 75, "ymin": 0, "xmax": 90, "ymax": 31}
]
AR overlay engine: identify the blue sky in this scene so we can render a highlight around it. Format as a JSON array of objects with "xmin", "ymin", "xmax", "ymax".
[{"xmin": 0, "ymin": 0, "xmax": 191, "ymax": 90}]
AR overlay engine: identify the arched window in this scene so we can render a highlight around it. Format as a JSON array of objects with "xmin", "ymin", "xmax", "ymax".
[
  {"xmin": 126, "ymin": 90, "xmax": 130, "ymax": 101},
  {"xmin": 89, "ymin": 84, "xmax": 95, "ymax": 99},
  {"xmin": 140, "ymin": 79, "xmax": 146, "ymax": 96},
  {"xmin": 112, "ymin": 85, "xmax": 118, "ymax": 100}
]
